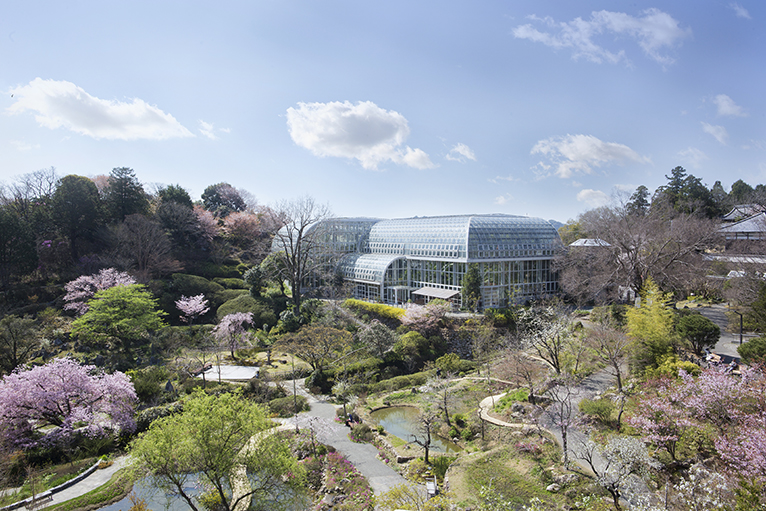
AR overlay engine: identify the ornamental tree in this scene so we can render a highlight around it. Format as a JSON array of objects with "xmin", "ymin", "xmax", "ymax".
[
  {"xmin": 71, "ymin": 284, "xmax": 167, "ymax": 355},
  {"xmin": 626, "ymin": 277, "xmax": 677, "ymax": 371},
  {"xmin": 401, "ymin": 301, "xmax": 450, "ymax": 337},
  {"xmin": 175, "ymin": 294, "xmax": 209, "ymax": 325},
  {"xmin": 212, "ymin": 312, "xmax": 254, "ymax": 359},
  {"xmin": 677, "ymin": 313, "xmax": 720, "ymax": 355},
  {"xmin": 0, "ymin": 357, "xmax": 137, "ymax": 448},
  {"xmin": 63, "ymin": 268, "xmax": 136, "ymax": 316},
  {"xmin": 130, "ymin": 390, "xmax": 304, "ymax": 511}
]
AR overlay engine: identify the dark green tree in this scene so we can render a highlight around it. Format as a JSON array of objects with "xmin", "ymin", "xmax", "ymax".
[
  {"xmin": 664, "ymin": 166, "xmax": 688, "ymax": 208},
  {"xmin": 676, "ymin": 313, "xmax": 720, "ymax": 355},
  {"xmin": 730, "ymin": 179, "xmax": 754, "ymax": 204},
  {"xmin": 626, "ymin": 185, "xmax": 651, "ymax": 216},
  {"xmin": 51, "ymin": 175, "xmax": 103, "ymax": 260},
  {"xmin": 104, "ymin": 167, "xmax": 149, "ymax": 222},
  {"xmin": 201, "ymin": 182, "xmax": 246, "ymax": 218},
  {"xmin": 243, "ymin": 266, "xmax": 263, "ymax": 298},
  {"xmin": 157, "ymin": 184, "xmax": 193, "ymax": 209},
  {"xmin": 461, "ymin": 263, "xmax": 481, "ymax": 311},
  {"xmin": 0, "ymin": 208, "xmax": 37, "ymax": 287},
  {"xmin": 0, "ymin": 315, "xmax": 39, "ymax": 375},
  {"xmin": 711, "ymin": 180, "xmax": 729, "ymax": 212}
]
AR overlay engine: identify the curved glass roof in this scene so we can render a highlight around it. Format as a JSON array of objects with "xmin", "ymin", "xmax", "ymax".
[
  {"xmin": 367, "ymin": 214, "xmax": 560, "ymax": 261},
  {"xmin": 338, "ymin": 253, "xmax": 404, "ymax": 284}
]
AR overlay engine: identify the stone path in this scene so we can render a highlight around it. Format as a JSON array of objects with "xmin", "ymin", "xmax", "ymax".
[{"xmin": 279, "ymin": 379, "xmax": 411, "ymax": 495}]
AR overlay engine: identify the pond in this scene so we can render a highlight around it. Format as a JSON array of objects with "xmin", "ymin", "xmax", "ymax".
[
  {"xmin": 370, "ymin": 406, "xmax": 461, "ymax": 454},
  {"xmin": 98, "ymin": 475, "xmax": 308, "ymax": 511},
  {"xmin": 98, "ymin": 476, "xmax": 200, "ymax": 511}
]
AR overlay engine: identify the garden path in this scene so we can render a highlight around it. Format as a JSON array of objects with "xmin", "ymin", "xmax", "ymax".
[{"xmin": 279, "ymin": 379, "xmax": 412, "ymax": 495}]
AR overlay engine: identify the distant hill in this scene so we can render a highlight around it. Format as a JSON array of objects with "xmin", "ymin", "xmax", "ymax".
[{"xmin": 547, "ymin": 219, "xmax": 564, "ymax": 230}]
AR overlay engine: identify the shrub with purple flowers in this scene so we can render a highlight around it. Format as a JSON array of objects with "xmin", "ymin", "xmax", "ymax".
[{"xmin": 320, "ymin": 451, "xmax": 374, "ymax": 510}]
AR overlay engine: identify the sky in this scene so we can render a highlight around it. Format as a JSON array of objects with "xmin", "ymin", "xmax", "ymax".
[{"xmin": 1, "ymin": 1, "xmax": 764, "ymax": 223}]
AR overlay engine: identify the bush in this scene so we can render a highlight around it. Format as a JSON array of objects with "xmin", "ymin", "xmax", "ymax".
[
  {"xmin": 127, "ymin": 366, "xmax": 171, "ymax": 405},
  {"xmin": 213, "ymin": 289, "xmax": 249, "ymax": 305},
  {"xmin": 171, "ymin": 273, "xmax": 225, "ymax": 297},
  {"xmin": 578, "ymin": 398, "xmax": 615, "ymax": 424},
  {"xmin": 646, "ymin": 354, "xmax": 701, "ymax": 379},
  {"xmin": 432, "ymin": 456, "xmax": 455, "ymax": 482},
  {"xmin": 343, "ymin": 299, "xmax": 406, "ymax": 321},
  {"xmin": 213, "ymin": 277, "xmax": 249, "ymax": 289},
  {"xmin": 738, "ymin": 336, "xmax": 766, "ymax": 366},
  {"xmin": 367, "ymin": 371, "xmax": 431, "ymax": 394},
  {"xmin": 216, "ymin": 294, "xmax": 277, "ymax": 328},
  {"xmin": 349, "ymin": 423, "xmax": 375, "ymax": 443},
  {"xmin": 268, "ymin": 395, "xmax": 309, "ymax": 417}
]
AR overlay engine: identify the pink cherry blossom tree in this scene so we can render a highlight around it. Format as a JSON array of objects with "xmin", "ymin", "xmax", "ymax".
[
  {"xmin": 63, "ymin": 268, "xmax": 136, "ymax": 316},
  {"xmin": 175, "ymin": 294, "xmax": 210, "ymax": 325},
  {"xmin": 0, "ymin": 357, "xmax": 137, "ymax": 449},
  {"xmin": 212, "ymin": 312, "xmax": 254, "ymax": 359},
  {"xmin": 401, "ymin": 301, "xmax": 450, "ymax": 336}
]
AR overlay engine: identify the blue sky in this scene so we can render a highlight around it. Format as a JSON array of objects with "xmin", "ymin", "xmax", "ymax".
[{"xmin": 1, "ymin": 1, "xmax": 764, "ymax": 223}]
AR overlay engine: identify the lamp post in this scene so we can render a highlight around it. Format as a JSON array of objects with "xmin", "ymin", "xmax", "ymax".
[{"xmin": 733, "ymin": 310, "xmax": 744, "ymax": 344}]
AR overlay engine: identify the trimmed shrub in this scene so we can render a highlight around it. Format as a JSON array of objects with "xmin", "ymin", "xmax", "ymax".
[
  {"xmin": 343, "ymin": 299, "xmax": 406, "ymax": 321},
  {"xmin": 171, "ymin": 273, "xmax": 225, "ymax": 295},
  {"xmin": 738, "ymin": 336, "xmax": 766, "ymax": 366},
  {"xmin": 213, "ymin": 277, "xmax": 249, "ymax": 289},
  {"xmin": 268, "ymin": 395, "xmax": 309, "ymax": 417},
  {"xmin": 367, "ymin": 371, "xmax": 431, "ymax": 394},
  {"xmin": 216, "ymin": 294, "xmax": 277, "ymax": 328}
]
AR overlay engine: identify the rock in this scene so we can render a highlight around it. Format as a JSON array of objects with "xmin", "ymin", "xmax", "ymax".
[
  {"xmin": 546, "ymin": 483, "xmax": 561, "ymax": 493},
  {"xmin": 553, "ymin": 473, "xmax": 578, "ymax": 486},
  {"xmin": 94, "ymin": 354, "xmax": 105, "ymax": 367},
  {"xmin": 511, "ymin": 403, "xmax": 525, "ymax": 413}
]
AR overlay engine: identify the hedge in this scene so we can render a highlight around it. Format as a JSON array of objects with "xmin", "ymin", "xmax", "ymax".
[{"xmin": 343, "ymin": 299, "xmax": 406, "ymax": 321}]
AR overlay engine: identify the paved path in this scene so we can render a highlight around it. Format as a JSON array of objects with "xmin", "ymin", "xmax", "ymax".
[
  {"xmin": 42, "ymin": 457, "xmax": 129, "ymax": 509},
  {"xmin": 279, "ymin": 379, "xmax": 410, "ymax": 495},
  {"xmin": 696, "ymin": 304, "xmax": 752, "ymax": 359}
]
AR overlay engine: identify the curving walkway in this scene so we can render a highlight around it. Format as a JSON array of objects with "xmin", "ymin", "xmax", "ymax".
[{"xmin": 278, "ymin": 379, "xmax": 411, "ymax": 495}]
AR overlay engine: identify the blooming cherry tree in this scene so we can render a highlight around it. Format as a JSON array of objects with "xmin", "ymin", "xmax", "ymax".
[
  {"xmin": 212, "ymin": 312, "xmax": 254, "ymax": 359},
  {"xmin": 0, "ymin": 357, "xmax": 137, "ymax": 448},
  {"xmin": 63, "ymin": 268, "xmax": 136, "ymax": 316},
  {"xmin": 175, "ymin": 294, "xmax": 209, "ymax": 325}
]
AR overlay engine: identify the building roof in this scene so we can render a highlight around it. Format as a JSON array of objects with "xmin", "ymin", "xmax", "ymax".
[
  {"xmin": 367, "ymin": 214, "xmax": 561, "ymax": 261},
  {"xmin": 337, "ymin": 253, "xmax": 404, "ymax": 284},
  {"xmin": 719, "ymin": 212, "xmax": 766, "ymax": 235},
  {"xmin": 722, "ymin": 204, "xmax": 766, "ymax": 222},
  {"xmin": 411, "ymin": 287, "xmax": 461, "ymax": 300},
  {"xmin": 569, "ymin": 238, "xmax": 611, "ymax": 247}
]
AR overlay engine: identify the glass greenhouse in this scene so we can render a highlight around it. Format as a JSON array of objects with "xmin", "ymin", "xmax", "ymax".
[{"xmin": 273, "ymin": 214, "xmax": 562, "ymax": 309}]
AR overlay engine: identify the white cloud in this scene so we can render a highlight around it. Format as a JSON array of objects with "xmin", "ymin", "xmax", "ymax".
[
  {"xmin": 513, "ymin": 8, "xmax": 690, "ymax": 66},
  {"xmin": 531, "ymin": 134, "xmax": 649, "ymax": 178},
  {"xmin": 494, "ymin": 193, "xmax": 514, "ymax": 205},
  {"xmin": 7, "ymin": 78, "xmax": 193, "ymax": 140},
  {"xmin": 10, "ymin": 140, "xmax": 40, "ymax": 151},
  {"xmin": 446, "ymin": 142, "xmax": 477, "ymax": 162},
  {"xmin": 488, "ymin": 174, "xmax": 516, "ymax": 184},
  {"xmin": 198, "ymin": 120, "xmax": 229, "ymax": 140},
  {"xmin": 286, "ymin": 100, "xmax": 435, "ymax": 170},
  {"xmin": 701, "ymin": 122, "xmax": 728, "ymax": 144},
  {"xmin": 577, "ymin": 189, "xmax": 609, "ymax": 207},
  {"xmin": 730, "ymin": 3, "xmax": 751, "ymax": 19},
  {"xmin": 678, "ymin": 147, "xmax": 708, "ymax": 168},
  {"xmin": 713, "ymin": 94, "xmax": 747, "ymax": 117}
]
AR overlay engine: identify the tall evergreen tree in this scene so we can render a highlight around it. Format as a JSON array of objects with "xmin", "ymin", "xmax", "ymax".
[
  {"xmin": 104, "ymin": 167, "xmax": 149, "ymax": 222},
  {"xmin": 51, "ymin": 175, "xmax": 103, "ymax": 261}
]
